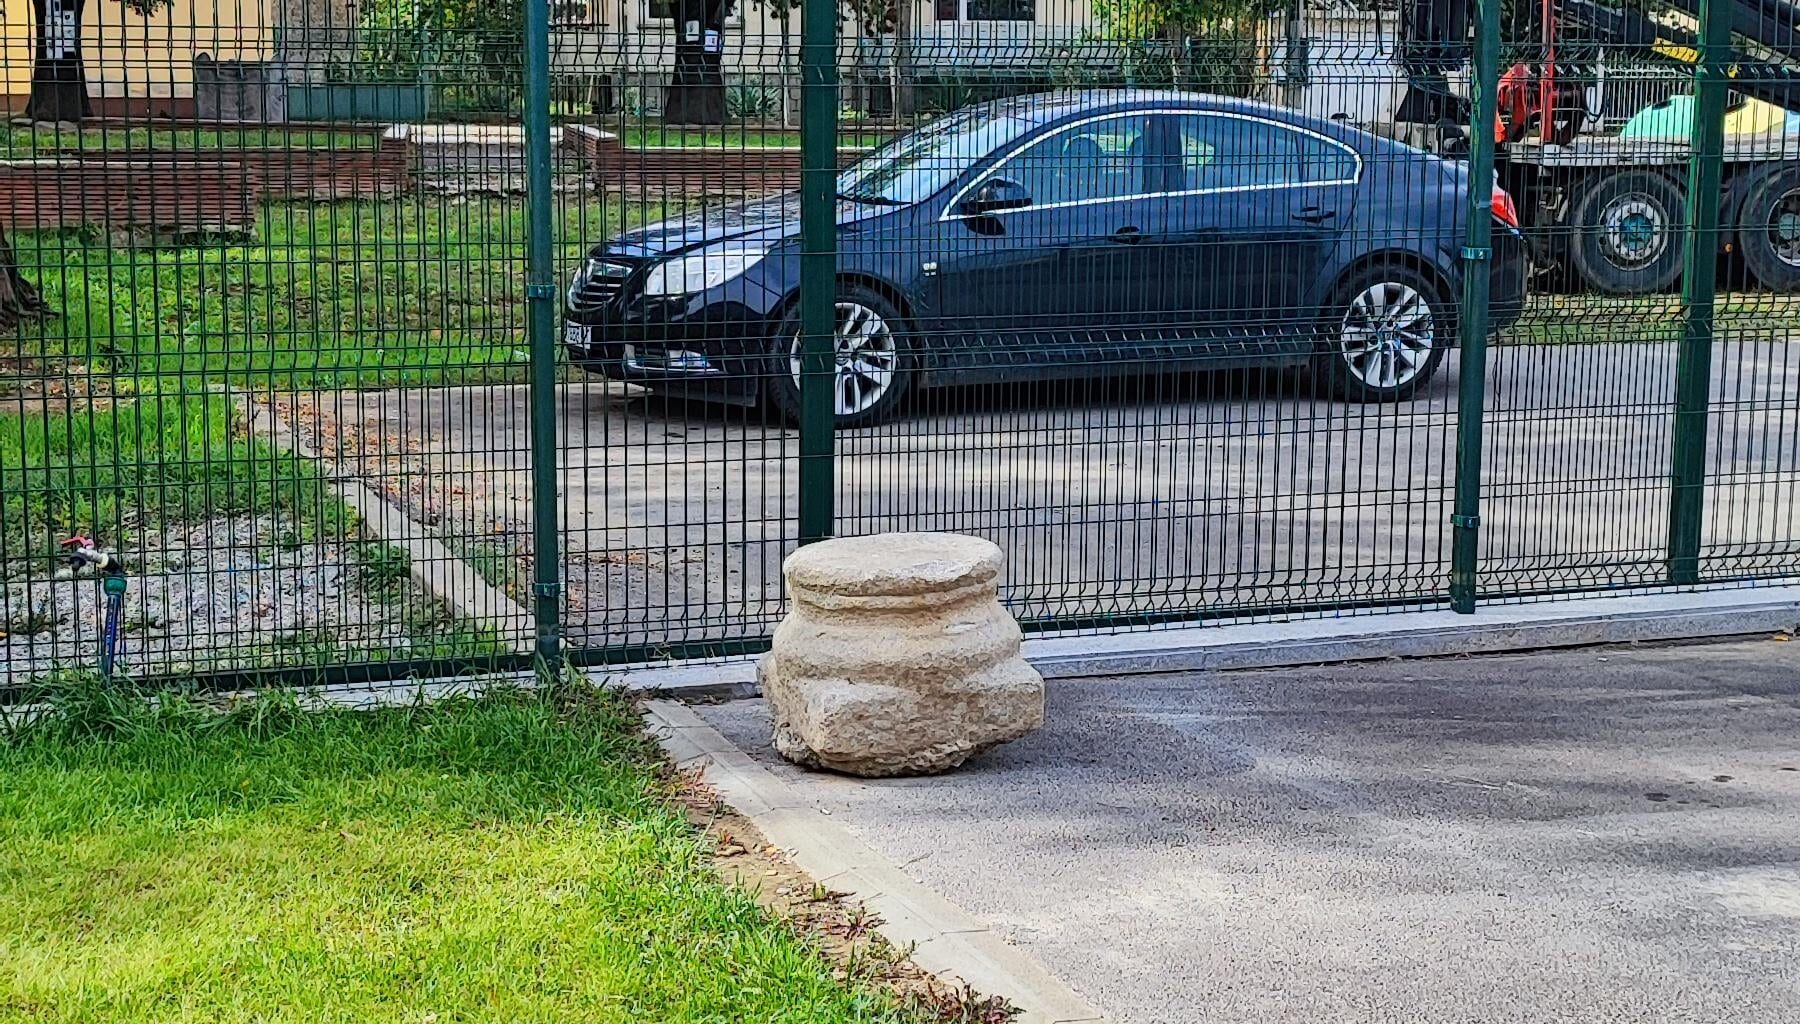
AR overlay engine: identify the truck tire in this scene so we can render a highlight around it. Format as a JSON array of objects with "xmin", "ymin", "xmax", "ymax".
[
  {"xmin": 1736, "ymin": 166, "xmax": 1800, "ymax": 292},
  {"xmin": 1568, "ymin": 171, "xmax": 1687, "ymax": 295}
]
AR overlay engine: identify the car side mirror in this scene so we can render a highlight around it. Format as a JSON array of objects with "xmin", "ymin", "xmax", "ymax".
[{"xmin": 959, "ymin": 177, "xmax": 1032, "ymax": 216}]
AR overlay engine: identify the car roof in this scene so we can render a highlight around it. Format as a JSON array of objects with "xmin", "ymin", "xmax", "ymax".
[
  {"xmin": 973, "ymin": 88, "xmax": 1304, "ymax": 126},
  {"xmin": 962, "ymin": 88, "xmax": 1404, "ymax": 158}
]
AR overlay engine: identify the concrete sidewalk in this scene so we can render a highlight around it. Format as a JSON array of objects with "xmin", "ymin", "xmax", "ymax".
[{"xmin": 697, "ymin": 639, "xmax": 1800, "ymax": 1024}]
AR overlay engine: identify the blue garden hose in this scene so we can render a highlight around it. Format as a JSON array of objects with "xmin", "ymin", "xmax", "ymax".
[
  {"xmin": 100, "ymin": 574, "xmax": 127, "ymax": 678},
  {"xmin": 62, "ymin": 537, "xmax": 128, "ymax": 678}
]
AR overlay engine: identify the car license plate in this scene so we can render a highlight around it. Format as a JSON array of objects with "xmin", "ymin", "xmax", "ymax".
[{"xmin": 564, "ymin": 324, "xmax": 591, "ymax": 348}]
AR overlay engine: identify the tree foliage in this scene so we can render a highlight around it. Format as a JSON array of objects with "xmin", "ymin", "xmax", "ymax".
[
  {"xmin": 336, "ymin": 0, "xmax": 524, "ymax": 109},
  {"xmin": 1091, "ymin": 0, "xmax": 1285, "ymax": 94},
  {"xmin": 745, "ymin": 0, "xmax": 898, "ymax": 35},
  {"xmin": 1094, "ymin": 0, "xmax": 1284, "ymax": 36}
]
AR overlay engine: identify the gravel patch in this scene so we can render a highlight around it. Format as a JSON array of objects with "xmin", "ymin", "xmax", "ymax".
[{"xmin": 2, "ymin": 514, "xmax": 450, "ymax": 680}]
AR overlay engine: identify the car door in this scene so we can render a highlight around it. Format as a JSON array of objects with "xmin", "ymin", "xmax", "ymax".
[
  {"xmin": 1137, "ymin": 112, "xmax": 1361, "ymax": 359},
  {"xmin": 925, "ymin": 113, "xmax": 1152, "ymax": 376}
]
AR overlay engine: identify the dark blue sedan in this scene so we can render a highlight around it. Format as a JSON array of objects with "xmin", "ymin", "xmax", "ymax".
[{"xmin": 565, "ymin": 89, "xmax": 1527, "ymax": 427}]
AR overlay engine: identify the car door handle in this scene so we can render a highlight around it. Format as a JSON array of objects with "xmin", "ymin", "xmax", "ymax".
[
  {"xmin": 1294, "ymin": 208, "xmax": 1337, "ymax": 224},
  {"xmin": 1112, "ymin": 226, "xmax": 1143, "ymax": 244}
]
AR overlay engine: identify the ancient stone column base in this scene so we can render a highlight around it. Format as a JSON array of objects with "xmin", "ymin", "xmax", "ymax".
[{"xmin": 761, "ymin": 533, "xmax": 1045, "ymax": 777}]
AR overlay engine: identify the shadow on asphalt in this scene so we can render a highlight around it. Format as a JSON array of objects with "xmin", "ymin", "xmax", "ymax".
[{"xmin": 614, "ymin": 361, "xmax": 1453, "ymax": 432}]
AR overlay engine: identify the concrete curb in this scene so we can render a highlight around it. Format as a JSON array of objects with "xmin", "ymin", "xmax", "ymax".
[
  {"xmin": 643, "ymin": 699, "xmax": 1109, "ymax": 1024},
  {"xmin": 239, "ymin": 397, "xmax": 533, "ymax": 652},
  {"xmin": 1024, "ymin": 587, "xmax": 1800, "ymax": 678},
  {"xmin": 609, "ymin": 587, "xmax": 1800, "ymax": 698},
  {"xmin": 598, "ymin": 662, "xmax": 763, "ymax": 701}
]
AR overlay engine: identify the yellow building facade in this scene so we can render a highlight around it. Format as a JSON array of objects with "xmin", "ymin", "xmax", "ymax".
[{"xmin": 2, "ymin": 0, "xmax": 273, "ymax": 110}]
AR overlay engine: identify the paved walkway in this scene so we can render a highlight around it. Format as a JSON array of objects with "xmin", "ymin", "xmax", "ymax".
[
  {"xmin": 697, "ymin": 640, "xmax": 1800, "ymax": 1024},
  {"xmin": 302, "ymin": 340, "xmax": 1800, "ymax": 652}
]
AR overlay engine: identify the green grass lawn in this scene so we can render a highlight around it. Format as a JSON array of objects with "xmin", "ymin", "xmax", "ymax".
[
  {"xmin": 1502, "ymin": 292, "xmax": 1800, "ymax": 344},
  {"xmin": 610, "ymin": 125, "xmax": 889, "ymax": 149},
  {"xmin": 618, "ymin": 125, "xmax": 806, "ymax": 148},
  {"xmin": 0, "ymin": 395, "xmax": 504, "ymax": 665},
  {"xmin": 7, "ymin": 196, "xmax": 667, "ymax": 391},
  {"xmin": 0, "ymin": 393, "xmax": 340, "ymax": 554},
  {"xmin": 0, "ymin": 686, "xmax": 925, "ymax": 1024},
  {"xmin": 0, "ymin": 195, "xmax": 643, "ymax": 665},
  {"xmin": 0, "ymin": 125, "xmax": 378, "ymax": 156}
]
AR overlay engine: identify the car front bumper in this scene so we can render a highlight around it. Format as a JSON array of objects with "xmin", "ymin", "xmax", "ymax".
[
  {"xmin": 1488, "ymin": 228, "xmax": 1529, "ymax": 333},
  {"xmin": 564, "ymin": 297, "xmax": 775, "ymax": 403}
]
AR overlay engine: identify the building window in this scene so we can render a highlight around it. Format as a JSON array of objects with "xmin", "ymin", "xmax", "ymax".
[
  {"xmin": 643, "ymin": 0, "xmax": 742, "ymax": 28},
  {"xmin": 551, "ymin": 0, "xmax": 596, "ymax": 26},
  {"xmin": 935, "ymin": 0, "xmax": 1035, "ymax": 20}
]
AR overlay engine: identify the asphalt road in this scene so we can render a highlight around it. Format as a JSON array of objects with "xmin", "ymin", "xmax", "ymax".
[
  {"xmin": 307, "ymin": 338, "xmax": 1800, "ymax": 650},
  {"xmin": 698, "ymin": 639, "xmax": 1800, "ymax": 1024}
]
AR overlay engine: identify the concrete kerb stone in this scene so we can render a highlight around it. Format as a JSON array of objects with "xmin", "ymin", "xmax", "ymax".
[
  {"xmin": 643, "ymin": 699, "xmax": 1110, "ymax": 1024},
  {"xmin": 238, "ymin": 395, "xmax": 532, "ymax": 652},
  {"xmin": 611, "ymin": 587, "xmax": 1800, "ymax": 698},
  {"xmin": 1023, "ymin": 586, "xmax": 1800, "ymax": 678}
]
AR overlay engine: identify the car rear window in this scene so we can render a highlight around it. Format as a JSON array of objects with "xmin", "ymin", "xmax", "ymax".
[{"xmin": 1166, "ymin": 114, "xmax": 1359, "ymax": 192}]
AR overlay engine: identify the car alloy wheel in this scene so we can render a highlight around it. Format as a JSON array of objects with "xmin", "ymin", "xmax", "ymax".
[
  {"xmin": 787, "ymin": 301, "xmax": 899, "ymax": 418},
  {"xmin": 1338, "ymin": 280, "xmax": 1437, "ymax": 391}
]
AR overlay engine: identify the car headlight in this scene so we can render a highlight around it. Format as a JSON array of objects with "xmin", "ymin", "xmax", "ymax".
[
  {"xmin": 566, "ymin": 257, "xmax": 596, "ymax": 305},
  {"xmin": 642, "ymin": 242, "xmax": 773, "ymax": 298}
]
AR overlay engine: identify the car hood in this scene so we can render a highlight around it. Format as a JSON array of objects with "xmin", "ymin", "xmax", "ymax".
[{"xmin": 596, "ymin": 193, "xmax": 890, "ymax": 260}]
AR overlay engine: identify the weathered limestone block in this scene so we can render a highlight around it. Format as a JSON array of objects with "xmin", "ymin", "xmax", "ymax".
[{"xmin": 760, "ymin": 533, "xmax": 1045, "ymax": 777}]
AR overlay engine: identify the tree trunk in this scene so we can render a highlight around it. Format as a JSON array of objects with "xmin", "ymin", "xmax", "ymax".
[
  {"xmin": 1161, "ymin": 20, "xmax": 1189, "ymax": 91},
  {"xmin": 26, "ymin": 0, "xmax": 92, "ymax": 123},
  {"xmin": 274, "ymin": 0, "xmax": 360, "ymax": 85},
  {"xmin": 664, "ymin": 0, "xmax": 728, "ymax": 125},
  {"xmin": 0, "ymin": 226, "xmax": 53, "ymax": 333},
  {"xmin": 891, "ymin": 0, "xmax": 914, "ymax": 120},
  {"xmin": 779, "ymin": 8, "xmax": 793, "ymax": 127}
]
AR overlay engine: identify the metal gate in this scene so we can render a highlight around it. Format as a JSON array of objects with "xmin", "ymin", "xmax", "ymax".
[{"xmin": 3, "ymin": 0, "xmax": 1797, "ymax": 691}]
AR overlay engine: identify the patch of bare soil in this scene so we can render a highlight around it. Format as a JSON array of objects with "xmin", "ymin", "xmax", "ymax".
[
  {"xmin": 668, "ymin": 761, "xmax": 1019, "ymax": 1024},
  {"xmin": 0, "ymin": 353, "xmax": 117, "ymax": 402}
]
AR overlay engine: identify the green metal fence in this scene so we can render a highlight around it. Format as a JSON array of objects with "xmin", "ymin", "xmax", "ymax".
[{"xmin": 2, "ymin": 0, "xmax": 1798, "ymax": 692}]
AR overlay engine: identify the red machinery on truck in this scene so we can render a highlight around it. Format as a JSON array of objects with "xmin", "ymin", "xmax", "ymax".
[{"xmin": 1398, "ymin": 0, "xmax": 1800, "ymax": 293}]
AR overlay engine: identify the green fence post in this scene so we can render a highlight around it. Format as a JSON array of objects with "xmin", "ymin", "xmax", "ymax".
[
  {"xmin": 1450, "ymin": 0, "xmax": 1501, "ymax": 614},
  {"xmin": 523, "ymin": 0, "xmax": 564, "ymax": 672},
  {"xmin": 797, "ymin": 0, "xmax": 838, "ymax": 545},
  {"xmin": 1668, "ymin": 0, "xmax": 1730, "ymax": 586}
]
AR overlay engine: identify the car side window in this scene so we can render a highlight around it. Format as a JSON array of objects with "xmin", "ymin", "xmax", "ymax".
[
  {"xmin": 995, "ymin": 115, "xmax": 1149, "ymax": 208},
  {"xmin": 1164, "ymin": 114, "xmax": 1358, "ymax": 192}
]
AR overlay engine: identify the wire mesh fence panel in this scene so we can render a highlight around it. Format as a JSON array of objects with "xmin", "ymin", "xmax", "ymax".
[
  {"xmin": 1475, "ymin": 0, "xmax": 1800, "ymax": 598},
  {"xmin": 548, "ymin": 0, "xmax": 826, "ymax": 659},
  {"xmin": 9, "ymin": 0, "xmax": 1800, "ymax": 693},
  {"xmin": 0, "ymin": 0, "xmax": 536, "ymax": 690},
  {"xmin": 1695, "ymin": 0, "xmax": 1800, "ymax": 584},
  {"xmin": 822, "ymin": 1, "xmax": 1490, "ymax": 625}
]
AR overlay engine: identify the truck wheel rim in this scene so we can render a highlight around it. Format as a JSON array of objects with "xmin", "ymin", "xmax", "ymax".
[
  {"xmin": 1601, "ymin": 194, "xmax": 1667, "ymax": 269},
  {"xmin": 789, "ymin": 302, "xmax": 897, "ymax": 417},
  {"xmin": 1340, "ymin": 282, "xmax": 1435, "ymax": 390},
  {"xmin": 1767, "ymin": 187, "xmax": 1800, "ymax": 268}
]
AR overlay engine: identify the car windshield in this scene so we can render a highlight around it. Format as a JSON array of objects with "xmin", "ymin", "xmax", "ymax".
[{"xmin": 836, "ymin": 105, "xmax": 1039, "ymax": 206}]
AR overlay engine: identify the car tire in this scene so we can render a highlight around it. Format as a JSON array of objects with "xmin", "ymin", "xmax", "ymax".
[
  {"xmin": 1735, "ymin": 165, "xmax": 1800, "ymax": 292},
  {"xmin": 765, "ymin": 285, "xmax": 915, "ymax": 429},
  {"xmin": 1312, "ymin": 265, "xmax": 1452, "ymax": 403},
  {"xmin": 1568, "ymin": 170, "xmax": 1687, "ymax": 295}
]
